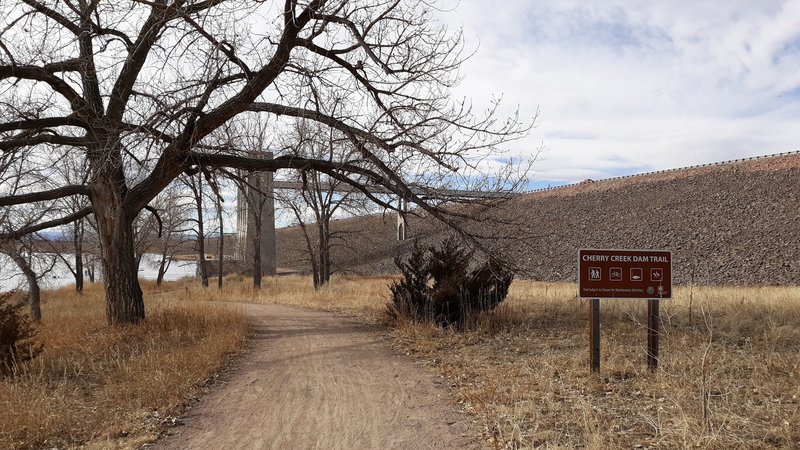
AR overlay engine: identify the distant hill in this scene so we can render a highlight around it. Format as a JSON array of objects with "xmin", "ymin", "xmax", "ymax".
[{"xmin": 276, "ymin": 152, "xmax": 800, "ymax": 286}]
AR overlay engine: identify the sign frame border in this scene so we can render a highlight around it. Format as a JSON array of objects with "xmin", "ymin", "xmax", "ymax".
[{"xmin": 577, "ymin": 248, "xmax": 673, "ymax": 300}]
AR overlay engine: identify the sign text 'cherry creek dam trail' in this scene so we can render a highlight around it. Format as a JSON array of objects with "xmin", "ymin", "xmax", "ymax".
[{"xmin": 578, "ymin": 249, "xmax": 672, "ymax": 300}]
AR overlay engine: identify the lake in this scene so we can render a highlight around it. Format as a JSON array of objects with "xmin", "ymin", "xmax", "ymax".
[{"xmin": 0, "ymin": 253, "xmax": 198, "ymax": 292}]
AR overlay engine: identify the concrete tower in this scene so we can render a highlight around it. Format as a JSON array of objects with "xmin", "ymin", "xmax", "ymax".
[{"xmin": 235, "ymin": 152, "xmax": 276, "ymax": 276}]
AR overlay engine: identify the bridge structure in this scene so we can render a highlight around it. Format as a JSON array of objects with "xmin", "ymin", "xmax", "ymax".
[
  {"xmin": 235, "ymin": 173, "xmax": 515, "ymax": 276},
  {"xmin": 234, "ymin": 149, "xmax": 800, "ymax": 276}
]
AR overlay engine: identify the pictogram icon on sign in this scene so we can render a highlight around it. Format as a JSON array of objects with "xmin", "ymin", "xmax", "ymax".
[
  {"xmin": 651, "ymin": 268, "xmax": 663, "ymax": 282},
  {"xmin": 610, "ymin": 267, "xmax": 623, "ymax": 281},
  {"xmin": 630, "ymin": 268, "xmax": 643, "ymax": 281},
  {"xmin": 589, "ymin": 267, "xmax": 601, "ymax": 281}
]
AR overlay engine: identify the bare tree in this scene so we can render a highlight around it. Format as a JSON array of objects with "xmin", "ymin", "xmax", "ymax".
[
  {"xmin": 0, "ymin": 1, "xmax": 531, "ymax": 325},
  {"xmin": 278, "ymin": 120, "xmax": 371, "ymax": 288},
  {"xmin": 56, "ymin": 155, "xmax": 91, "ymax": 292},
  {"xmin": 184, "ymin": 169, "xmax": 226, "ymax": 289},
  {"xmin": 185, "ymin": 172, "xmax": 210, "ymax": 288},
  {"xmin": 0, "ymin": 149, "xmax": 60, "ymax": 320},
  {"xmin": 214, "ymin": 177, "xmax": 227, "ymax": 290},
  {"xmin": 137, "ymin": 183, "xmax": 193, "ymax": 287},
  {"xmin": 1, "ymin": 239, "xmax": 41, "ymax": 321}
]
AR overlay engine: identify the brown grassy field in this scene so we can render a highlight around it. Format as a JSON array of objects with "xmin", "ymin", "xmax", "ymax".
[
  {"xmin": 204, "ymin": 275, "xmax": 799, "ymax": 449},
  {"xmin": 394, "ymin": 283, "xmax": 800, "ymax": 449},
  {"xmin": 5, "ymin": 276, "xmax": 795, "ymax": 449},
  {"xmin": 0, "ymin": 282, "xmax": 249, "ymax": 450}
]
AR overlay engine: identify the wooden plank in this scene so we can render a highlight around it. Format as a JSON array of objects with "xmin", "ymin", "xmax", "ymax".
[
  {"xmin": 590, "ymin": 298, "xmax": 600, "ymax": 373},
  {"xmin": 647, "ymin": 299, "xmax": 660, "ymax": 371}
]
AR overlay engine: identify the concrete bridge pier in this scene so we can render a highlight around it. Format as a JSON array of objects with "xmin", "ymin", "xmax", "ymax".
[{"xmin": 236, "ymin": 153, "xmax": 276, "ymax": 276}]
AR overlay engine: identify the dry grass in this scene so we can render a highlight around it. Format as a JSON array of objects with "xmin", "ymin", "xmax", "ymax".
[
  {"xmin": 390, "ymin": 282, "xmax": 800, "ymax": 449},
  {"xmin": 0, "ymin": 282, "xmax": 249, "ymax": 450},
  {"xmin": 210, "ymin": 275, "xmax": 798, "ymax": 449},
  {"xmin": 170, "ymin": 274, "xmax": 393, "ymax": 321},
  {"xmin": 53, "ymin": 274, "xmax": 795, "ymax": 449}
]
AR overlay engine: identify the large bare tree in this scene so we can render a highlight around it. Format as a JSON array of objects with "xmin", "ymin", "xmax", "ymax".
[{"xmin": 0, "ymin": 0, "xmax": 531, "ymax": 325}]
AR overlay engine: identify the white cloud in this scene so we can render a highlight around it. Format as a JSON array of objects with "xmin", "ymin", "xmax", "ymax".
[{"xmin": 440, "ymin": 1, "xmax": 800, "ymax": 184}]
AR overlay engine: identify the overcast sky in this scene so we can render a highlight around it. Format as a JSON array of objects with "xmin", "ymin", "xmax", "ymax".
[{"xmin": 441, "ymin": 1, "xmax": 800, "ymax": 187}]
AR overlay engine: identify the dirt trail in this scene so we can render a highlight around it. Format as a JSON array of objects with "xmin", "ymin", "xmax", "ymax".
[{"xmin": 153, "ymin": 304, "xmax": 476, "ymax": 449}]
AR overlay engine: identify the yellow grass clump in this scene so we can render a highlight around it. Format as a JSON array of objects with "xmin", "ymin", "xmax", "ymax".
[{"xmin": 0, "ymin": 282, "xmax": 249, "ymax": 450}]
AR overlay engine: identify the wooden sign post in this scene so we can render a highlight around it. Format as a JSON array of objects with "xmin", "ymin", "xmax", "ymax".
[
  {"xmin": 578, "ymin": 249, "xmax": 672, "ymax": 373},
  {"xmin": 647, "ymin": 299, "xmax": 660, "ymax": 370},
  {"xmin": 589, "ymin": 298, "xmax": 600, "ymax": 372}
]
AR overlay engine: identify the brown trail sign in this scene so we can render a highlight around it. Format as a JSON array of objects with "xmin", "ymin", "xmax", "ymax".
[
  {"xmin": 578, "ymin": 249, "xmax": 672, "ymax": 373},
  {"xmin": 579, "ymin": 249, "xmax": 672, "ymax": 299}
]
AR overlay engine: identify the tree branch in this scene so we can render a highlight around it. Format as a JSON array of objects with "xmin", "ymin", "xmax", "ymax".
[
  {"xmin": 144, "ymin": 205, "xmax": 163, "ymax": 239},
  {"xmin": 0, "ymin": 207, "xmax": 92, "ymax": 240},
  {"xmin": 0, "ymin": 134, "xmax": 88, "ymax": 152},
  {"xmin": 0, "ymin": 185, "xmax": 89, "ymax": 207},
  {"xmin": 106, "ymin": 5, "xmax": 174, "ymax": 121},
  {"xmin": 21, "ymin": 0, "xmax": 81, "ymax": 35},
  {"xmin": 0, "ymin": 65, "xmax": 89, "ymax": 112},
  {"xmin": 0, "ymin": 116, "xmax": 87, "ymax": 133}
]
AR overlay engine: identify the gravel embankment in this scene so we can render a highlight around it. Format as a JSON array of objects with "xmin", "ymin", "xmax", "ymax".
[{"xmin": 277, "ymin": 153, "xmax": 799, "ymax": 285}]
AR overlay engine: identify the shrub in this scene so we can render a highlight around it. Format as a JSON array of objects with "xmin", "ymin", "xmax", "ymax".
[
  {"xmin": 0, "ymin": 292, "xmax": 43, "ymax": 376},
  {"xmin": 388, "ymin": 237, "xmax": 513, "ymax": 328}
]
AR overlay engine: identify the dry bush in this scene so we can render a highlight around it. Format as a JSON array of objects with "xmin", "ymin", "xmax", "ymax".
[
  {"xmin": 0, "ymin": 292, "xmax": 43, "ymax": 376},
  {"xmin": 388, "ymin": 238, "xmax": 513, "ymax": 328},
  {"xmin": 0, "ymin": 282, "xmax": 248, "ymax": 450}
]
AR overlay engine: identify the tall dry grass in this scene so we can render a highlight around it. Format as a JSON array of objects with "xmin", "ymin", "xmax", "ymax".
[
  {"xmin": 79, "ymin": 274, "xmax": 797, "ymax": 449},
  {"xmin": 206, "ymin": 275, "xmax": 798, "ymax": 449},
  {"xmin": 0, "ymin": 282, "xmax": 248, "ymax": 450},
  {"xmin": 390, "ymin": 282, "xmax": 800, "ymax": 449},
  {"xmin": 170, "ymin": 274, "xmax": 393, "ymax": 320}
]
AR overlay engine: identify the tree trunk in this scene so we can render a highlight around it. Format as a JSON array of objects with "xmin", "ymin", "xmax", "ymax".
[
  {"xmin": 92, "ymin": 178, "xmax": 145, "ymax": 326},
  {"xmin": 194, "ymin": 175, "xmax": 209, "ymax": 288},
  {"xmin": 74, "ymin": 219, "xmax": 84, "ymax": 293},
  {"xmin": 156, "ymin": 252, "xmax": 167, "ymax": 287},
  {"xmin": 217, "ymin": 195, "xmax": 224, "ymax": 290},
  {"xmin": 101, "ymin": 227, "xmax": 145, "ymax": 325},
  {"xmin": 252, "ymin": 221, "xmax": 262, "ymax": 289},
  {"xmin": 9, "ymin": 249, "xmax": 41, "ymax": 322},
  {"xmin": 317, "ymin": 218, "xmax": 331, "ymax": 286},
  {"xmin": 295, "ymin": 219, "xmax": 319, "ymax": 289},
  {"xmin": 87, "ymin": 258, "xmax": 96, "ymax": 283}
]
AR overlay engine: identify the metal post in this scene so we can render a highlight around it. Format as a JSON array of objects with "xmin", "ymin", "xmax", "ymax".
[
  {"xmin": 647, "ymin": 299, "xmax": 660, "ymax": 371},
  {"xmin": 590, "ymin": 298, "xmax": 600, "ymax": 373}
]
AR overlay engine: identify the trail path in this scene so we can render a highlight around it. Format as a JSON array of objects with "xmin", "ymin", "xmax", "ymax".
[{"xmin": 154, "ymin": 304, "xmax": 476, "ymax": 449}]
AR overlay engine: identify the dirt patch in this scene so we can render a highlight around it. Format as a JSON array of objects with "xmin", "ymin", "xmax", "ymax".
[{"xmin": 151, "ymin": 303, "xmax": 476, "ymax": 449}]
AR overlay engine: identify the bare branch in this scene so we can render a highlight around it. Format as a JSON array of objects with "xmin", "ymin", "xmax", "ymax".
[
  {"xmin": 0, "ymin": 116, "xmax": 87, "ymax": 133},
  {"xmin": 0, "ymin": 65, "xmax": 89, "ymax": 112},
  {"xmin": 0, "ymin": 184, "xmax": 89, "ymax": 207},
  {"xmin": 0, "ymin": 207, "xmax": 92, "ymax": 240}
]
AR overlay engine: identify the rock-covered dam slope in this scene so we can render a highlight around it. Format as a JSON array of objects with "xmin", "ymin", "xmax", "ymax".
[{"xmin": 276, "ymin": 153, "xmax": 799, "ymax": 285}]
